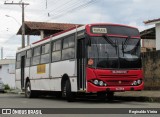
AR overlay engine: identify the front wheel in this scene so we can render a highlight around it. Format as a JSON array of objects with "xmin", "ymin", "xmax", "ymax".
[{"xmin": 62, "ymin": 80, "xmax": 75, "ymax": 102}]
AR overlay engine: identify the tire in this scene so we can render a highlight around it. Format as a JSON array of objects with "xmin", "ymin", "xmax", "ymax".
[
  {"xmin": 62, "ymin": 80, "xmax": 75, "ymax": 102},
  {"xmin": 25, "ymin": 82, "xmax": 36, "ymax": 98},
  {"xmin": 107, "ymin": 92, "xmax": 114, "ymax": 101},
  {"xmin": 97, "ymin": 92, "xmax": 106, "ymax": 101}
]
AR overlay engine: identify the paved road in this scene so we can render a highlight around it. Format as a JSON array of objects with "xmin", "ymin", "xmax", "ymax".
[{"xmin": 0, "ymin": 93, "xmax": 159, "ymax": 117}]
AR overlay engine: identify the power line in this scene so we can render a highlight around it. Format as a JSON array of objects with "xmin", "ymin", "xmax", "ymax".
[
  {"xmin": 4, "ymin": 1, "xmax": 29, "ymax": 48},
  {"xmin": 47, "ymin": 0, "xmax": 97, "ymax": 21}
]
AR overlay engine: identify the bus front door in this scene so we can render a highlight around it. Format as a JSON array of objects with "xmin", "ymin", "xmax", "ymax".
[
  {"xmin": 21, "ymin": 56, "xmax": 25, "ymax": 90},
  {"xmin": 77, "ymin": 39, "xmax": 86, "ymax": 91}
]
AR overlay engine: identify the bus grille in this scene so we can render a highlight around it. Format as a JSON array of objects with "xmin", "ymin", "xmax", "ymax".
[
  {"xmin": 98, "ymin": 75, "xmax": 137, "ymax": 79},
  {"xmin": 105, "ymin": 80, "xmax": 133, "ymax": 86},
  {"xmin": 98, "ymin": 75, "xmax": 137, "ymax": 86}
]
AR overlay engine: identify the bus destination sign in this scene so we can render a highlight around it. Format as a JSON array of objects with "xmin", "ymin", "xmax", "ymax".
[{"xmin": 92, "ymin": 27, "xmax": 107, "ymax": 34}]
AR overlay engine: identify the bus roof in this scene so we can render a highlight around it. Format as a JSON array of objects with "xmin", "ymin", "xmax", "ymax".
[{"xmin": 16, "ymin": 23, "xmax": 139, "ymax": 53}]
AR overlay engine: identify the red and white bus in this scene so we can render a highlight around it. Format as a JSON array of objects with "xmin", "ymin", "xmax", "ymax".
[{"xmin": 15, "ymin": 23, "xmax": 144, "ymax": 101}]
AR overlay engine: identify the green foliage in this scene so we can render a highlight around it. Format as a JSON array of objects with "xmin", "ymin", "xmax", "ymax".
[{"xmin": 4, "ymin": 84, "xmax": 10, "ymax": 90}]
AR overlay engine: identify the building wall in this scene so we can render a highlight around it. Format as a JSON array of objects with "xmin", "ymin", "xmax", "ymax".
[
  {"xmin": 142, "ymin": 39, "xmax": 156, "ymax": 48},
  {"xmin": 156, "ymin": 23, "xmax": 160, "ymax": 50},
  {"xmin": 142, "ymin": 51, "xmax": 160, "ymax": 90},
  {"xmin": 0, "ymin": 64, "xmax": 15, "ymax": 89}
]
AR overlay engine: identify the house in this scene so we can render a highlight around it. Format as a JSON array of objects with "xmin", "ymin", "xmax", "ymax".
[
  {"xmin": 140, "ymin": 27, "xmax": 156, "ymax": 52},
  {"xmin": 17, "ymin": 21, "xmax": 83, "ymax": 47},
  {"xmin": 141, "ymin": 18, "xmax": 160, "ymax": 51},
  {"xmin": 0, "ymin": 59, "xmax": 15, "ymax": 89}
]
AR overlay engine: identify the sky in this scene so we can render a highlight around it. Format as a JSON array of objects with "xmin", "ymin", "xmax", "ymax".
[{"xmin": 0, "ymin": 0, "xmax": 159, "ymax": 58}]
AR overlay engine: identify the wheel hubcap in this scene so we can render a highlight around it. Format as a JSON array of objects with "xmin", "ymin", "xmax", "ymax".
[
  {"xmin": 63, "ymin": 85, "xmax": 66, "ymax": 97},
  {"xmin": 26, "ymin": 85, "xmax": 31, "ymax": 96}
]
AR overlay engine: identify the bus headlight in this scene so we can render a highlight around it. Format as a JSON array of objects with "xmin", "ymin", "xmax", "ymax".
[
  {"xmin": 99, "ymin": 81, "xmax": 104, "ymax": 86},
  {"xmin": 133, "ymin": 81, "xmax": 138, "ymax": 86},
  {"xmin": 92, "ymin": 80, "xmax": 107, "ymax": 86},
  {"xmin": 137, "ymin": 79, "xmax": 142, "ymax": 85},
  {"xmin": 132, "ymin": 79, "xmax": 142, "ymax": 86},
  {"xmin": 93, "ymin": 80, "xmax": 99, "ymax": 85}
]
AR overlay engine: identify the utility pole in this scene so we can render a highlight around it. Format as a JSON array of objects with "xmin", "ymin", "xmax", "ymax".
[
  {"xmin": 4, "ymin": 1, "xmax": 29, "ymax": 48},
  {"xmin": 1, "ymin": 47, "xmax": 3, "ymax": 60}
]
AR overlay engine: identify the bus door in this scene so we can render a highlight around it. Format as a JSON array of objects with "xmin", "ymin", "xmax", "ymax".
[
  {"xmin": 77, "ymin": 39, "xmax": 86, "ymax": 90},
  {"xmin": 21, "ymin": 55, "xmax": 25, "ymax": 89}
]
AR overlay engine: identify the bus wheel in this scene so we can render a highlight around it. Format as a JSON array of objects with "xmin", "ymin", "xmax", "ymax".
[
  {"xmin": 63, "ymin": 80, "xmax": 75, "ymax": 102},
  {"xmin": 25, "ymin": 82, "xmax": 35, "ymax": 98},
  {"xmin": 107, "ymin": 92, "xmax": 114, "ymax": 101},
  {"xmin": 97, "ymin": 92, "xmax": 106, "ymax": 101}
]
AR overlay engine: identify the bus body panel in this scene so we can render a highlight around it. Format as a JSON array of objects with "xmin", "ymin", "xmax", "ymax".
[
  {"xmin": 30, "ymin": 64, "xmax": 49, "ymax": 79},
  {"xmin": 29, "ymin": 64, "xmax": 50, "ymax": 90},
  {"xmin": 50, "ymin": 60, "xmax": 76, "ymax": 78},
  {"xmin": 51, "ymin": 60, "xmax": 77, "ymax": 92},
  {"xmin": 86, "ymin": 67, "xmax": 144, "ymax": 92},
  {"xmin": 87, "ymin": 82, "xmax": 144, "ymax": 92},
  {"xmin": 50, "ymin": 78, "xmax": 61, "ymax": 91},
  {"xmin": 30, "ymin": 79, "xmax": 51, "ymax": 91}
]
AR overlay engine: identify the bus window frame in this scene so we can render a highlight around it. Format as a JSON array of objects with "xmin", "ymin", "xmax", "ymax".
[
  {"xmin": 52, "ymin": 39, "xmax": 62, "ymax": 62},
  {"xmin": 40, "ymin": 43, "xmax": 50, "ymax": 64},
  {"xmin": 32, "ymin": 46, "xmax": 41, "ymax": 66},
  {"xmin": 62, "ymin": 34, "xmax": 75, "ymax": 61}
]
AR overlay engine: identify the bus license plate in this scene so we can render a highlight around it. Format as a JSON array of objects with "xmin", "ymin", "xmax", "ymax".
[{"xmin": 116, "ymin": 87, "xmax": 124, "ymax": 91}]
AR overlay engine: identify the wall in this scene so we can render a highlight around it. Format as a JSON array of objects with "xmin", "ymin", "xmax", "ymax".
[
  {"xmin": 142, "ymin": 51, "xmax": 160, "ymax": 90},
  {"xmin": 142, "ymin": 39, "xmax": 156, "ymax": 48},
  {"xmin": 0, "ymin": 64, "xmax": 15, "ymax": 89},
  {"xmin": 156, "ymin": 23, "xmax": 160, "ymax": 50}
]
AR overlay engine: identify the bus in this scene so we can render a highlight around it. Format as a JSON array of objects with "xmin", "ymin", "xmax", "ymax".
[{"xmin": 15, "ymin": 23, "xmax": 144, "ymax": 101}]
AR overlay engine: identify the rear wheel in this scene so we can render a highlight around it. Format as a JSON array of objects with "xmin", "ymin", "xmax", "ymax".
[
  {"xmin": 25, "ymin": 82, "xmax": 36, "ymax": 98},
  {"xmin": 62, "ymin": 80, "xmax": 75, "ymax": 102}
]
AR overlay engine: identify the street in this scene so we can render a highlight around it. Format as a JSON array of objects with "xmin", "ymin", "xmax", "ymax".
[{"xmin": 0, "ymin": 93, "xmax": 159, "ymax": 117}]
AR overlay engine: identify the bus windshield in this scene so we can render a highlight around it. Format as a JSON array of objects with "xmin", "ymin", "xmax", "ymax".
[{"xmin": 88, "ymin": 36, "xmax": 141, "ymax": 69}]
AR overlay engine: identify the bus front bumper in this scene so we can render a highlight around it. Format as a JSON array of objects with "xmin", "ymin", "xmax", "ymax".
[{"xmin": 87, "ymin": 82, "xmax": 144, "ymax": 93}]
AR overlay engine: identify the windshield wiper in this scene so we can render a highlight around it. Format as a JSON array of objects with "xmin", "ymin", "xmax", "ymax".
[
  {"xmin": 122, "ymin": 36, "xmax": 131, "ymax": 56},
  {"xmin": 102, "ymin": 35, "xmax": 118, "ymax": 55},
  {"xmin": 102, "ymin": 35, "xmax": 117, "ymax": 48},
  {"xmin": 123, "ymin": 36, "xmax": 131, "ymax": 49}
]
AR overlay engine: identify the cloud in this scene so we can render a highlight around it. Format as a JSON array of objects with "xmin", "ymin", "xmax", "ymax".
[{"xmin": 1, "ymin": 0, "xmax": 160, "ymax": 58}]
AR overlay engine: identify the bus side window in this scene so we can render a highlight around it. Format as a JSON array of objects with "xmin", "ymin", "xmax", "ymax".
[
  {"xmin": 62, "ymin": 35, "xmax": 75, "ymax": 60},
  {"xmin": 16, "ymin": 53, "xmax": 21, "ymax": 69},
  {"xmin": 41, "ymin": 43, "xmax": 50, "ymax": 64},
  {"xmin": 32, "ymin": 47, "xmax": 41, "ymax": 65},
  {"xmin": 25, "ymin": 49, "xmax": 32, "ymax": 67},
  {"xmin": 52, "ymin": 40, "xmax": 61, "ymax": 62}
]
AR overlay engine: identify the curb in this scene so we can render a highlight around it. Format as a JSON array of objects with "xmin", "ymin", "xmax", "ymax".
[
  {"xmin": 5, "ymin": 91, "xmax": 160, "ymax": 102},
  {"xmin": 114, "ymin": 96, "xmax": 160, "ymax": 103}
]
